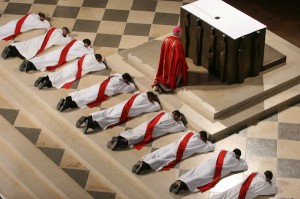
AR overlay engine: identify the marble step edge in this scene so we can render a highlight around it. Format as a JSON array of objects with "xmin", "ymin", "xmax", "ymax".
[
  {"xmin": 0, "ymin": 165, "xmax": 37, "ymax": 199},
  {"xmin": 180, "ymin": 71, "xmax": 300, "ymax": 120},
  {"xmin": 0, "ymin": 67, "xmax": 161, "ymax": 199},
  {"xmin": 0, "ymin": 123, "xmax": 68, "ymax": 199},
  {"xmin": 133, "ymin": 74, "xmax": 300, "ymax": 142}
]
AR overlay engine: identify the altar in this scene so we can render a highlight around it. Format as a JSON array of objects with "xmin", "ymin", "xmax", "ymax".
[{"xmin": 180, "ymin": 0, "xmax": 267, "ymax": 83}]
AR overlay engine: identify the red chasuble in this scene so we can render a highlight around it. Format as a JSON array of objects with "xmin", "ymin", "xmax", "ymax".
[
  {"xmin": 152, "ymin": 36, "xmax": 189, "ymax": 90},
  {"xmin": 161, "ymin": 131, "xmax": 194, "ymax": 170},
  {"xmin": 238, "ymin": 172, "xmax": 257, "ymax": 199},
  {"xmin": 46, "ymin": 39, "xmax": 77, "ymax": 71},
  {"xmin": 86, "ymin": 76, "xmax": 111, "ymax": 108},
  {"xmin": 133, "ymin": 112, "xmax": 165, "ymax": 150},
  {"xmin": 62, "ymin": 55, "xmax": 86, "ymax": 89},
  {"xmin": 197, "ymin": 150, "xmax": 227, "ymax": 192},
  {"xmin": 3, "ymin": 14, "xmax": 30, "ymax": 41},
  {"xmin": 36, "ymin": 27, "xmax": 56, "ymax": 55},
  {"xmin": 107, "ymin": 93, "xmax": 139, "ymax": 129}
]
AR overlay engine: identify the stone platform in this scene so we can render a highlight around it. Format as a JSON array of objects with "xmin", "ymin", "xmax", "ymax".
[{"xmin": 106, "ymin": 30, "xmax": 300, "ymax": 141}]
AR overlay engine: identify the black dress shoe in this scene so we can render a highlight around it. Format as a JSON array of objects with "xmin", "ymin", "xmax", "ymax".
[
  {"xmin": 132, "ymin": 161, "xmax": 142, "ymax": 173},
  {"xmin": 76, "ymin": 116, "xmax": 86, "ymax": 128},
  {"xmin": 34, "ymin": 77, "xmax": 43, "ymax": 87},
  {"xmin": 1, "ymin": 46, "xmax": 9, "ymax": 59},
  {"xmin": 19, "ymin": 60, "xmax": 28, "ymax": 71},
  {"xmin": 59, "ymin": 100, "xmax": 70, "ymax": 112},
  {"xmin": 107, "ymin": 140, "xmax": 117, "ymax": 150},
  {"xmin": 38, "ymin": 79, "xmax": 47, "ymax": 90},
  {"xmin": 83, "ymin": 119, "xmax": 91, "ymax": 134},
  {"xmin": 56, "ymin": 98, "xmax": 65, "ymax": 110},
  {"xmin": 169, "ymin": 180, "xmax": 182, "ymax": 194},
  {"xmin": 24, "ymin": 61, "xmax": 37, "ymax": 73}
]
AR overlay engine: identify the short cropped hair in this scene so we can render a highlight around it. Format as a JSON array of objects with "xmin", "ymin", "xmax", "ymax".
[
  {"xmin": 200, "ymin": 131, "xmax": 208, "ymax": 141},
  {"xmin": 62, "ymin": 27, "xmax": 70, "ymax": 34},
  {"xmin": 83, "ymin": 39, "xmax": 91, "ymax": 46},
  {"xmin": 264, "ymin": 170, "xmax": 273, "ymax": 180},
  {"xmin": 94, "ymin": 54, "xmax": 102, "ymax": 61},
  {"xmin": 38, "ymin": 12, "xmax": 45, "ymax": 18},
  {"xmin": 122, "ymin": 73, "xmax": 132, "ymax": 82},
  {"xmin": 233, "ymin": 148, "xmax": 241, "ymax": 157},
  {"xmin": 172, "ymin": 110, "xmax": 181, "ymax": 118}
]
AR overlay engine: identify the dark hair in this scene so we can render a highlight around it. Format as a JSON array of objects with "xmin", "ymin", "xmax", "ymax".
[
  {"xmin": 122, "ymin": 73, "xmax": 132, "ymax": 82},
  {"xmin": 95, "ymin": 54, "xmax": 102, "ymax": 61},
  {"xmin": 233, "ymin": 148, "xmax": 241, "ymax": 157},
  {"xmin": 199, "ymin": 131, "xmax": 208, "ymax": 141},
  {"xmin": 172, "ymin": 110, "xmax": 181, "ymax": 118},
  {"xmin": 264, "ymin": 170, "xmax": 273, "ymax": 180},
  {"xmin": 180, "ymin": 113, "xmax": 188, "ymax": 126},
  {"xmin": 38, "ymin": 12, "xmax": 45, "ymax": 18},
  {"xmin": 83, "ymin": 39, "xmax": 91, "ymax": 46},
  {"xmin": 147, "ymin": 91, "xmax": 160, "ymax": 105},
  {"xmin": 62, "ymin": 27, "xmax": 70, "ymax": 34}
]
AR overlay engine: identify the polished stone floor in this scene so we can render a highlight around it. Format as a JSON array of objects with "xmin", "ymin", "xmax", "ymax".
[{"xmin": 0, "ymin": 0, "xmax": 299, "ymax": 199}]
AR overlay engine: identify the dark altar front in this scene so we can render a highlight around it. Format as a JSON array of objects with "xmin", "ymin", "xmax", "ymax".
[{"xmin": 180, "ymin": 0, "xmax": 267, "ymax": 84}]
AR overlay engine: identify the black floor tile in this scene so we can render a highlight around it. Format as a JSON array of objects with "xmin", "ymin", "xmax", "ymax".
[
  {"xmin": 3, "ymin": 3, "xmax": 31, "ymax": 15},
  {"xmin": 34, "ymin": 0, "xmax": 59, "ymax": 4},
  {"xmin": 131, "ymin": 0, "xmax": 157, "ymax": 11},
  {"xmin": 82, "ymin": 0, "xmax": 108, "ymax": 8},
  {"xmin": 278, "ymin": 158, "xmax": 300, "ymax": 179},
  {"xmin": 88, "ymin": 191, "xmax": 116, "ymax": 199},
  {"xmin": 153, "ymin": 13, "xmax": 179, "ymax": 25},
  {"xmin": 0, "ymin": 108, "xmax": 19, "ymax": 125},
  {"xmin": 246, "ymin": 138, "xmax": 277, "ymax": 158},
  {"xmin": 124, "ymin": 23, "xmax": 151, "ymax": 36},
  {"xmin": 278, "ymin": 123, "xmax": 300, "ymax": 141},
  {"xmin": 62, "ymin": 168, "xmax": 90, "ymax": 188},
  {"xmin": 73, "ymin": 19, "xmax": 100, "ymax": 32},
  {"xmin": 16, "ymin": 127, "xmax": 41, "ymax": 145},
  {"xmin": 102, "ymin": 9, "xmax": 129, "ymax": 22},
  {"xmin": 38, "ymin": 147, "xmax": 65, "ymax": 166},
  {"xmin": 94, "ymin": 33, "xmax": 122, "ymax": 48},
  {"xmin": 53, "ymin": 6, "xmax": 80, "ymax": 19}
]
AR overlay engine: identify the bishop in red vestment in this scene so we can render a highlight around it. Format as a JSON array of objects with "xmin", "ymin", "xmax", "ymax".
[{"xmin": 152, "ymin": 26, "xmax": 189, "ymax": 93}]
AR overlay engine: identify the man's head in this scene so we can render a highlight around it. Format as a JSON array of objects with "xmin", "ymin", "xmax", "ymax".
[
  {"xmin": 199, "ymin": 131, "xmax": 208, "ymax": 142},
  {"xmin": 264, "ymin": 170, "xmax": 273, "ymax": 183},
  {"xmin": 95, "ymin": 54, "xmax": 102, "ymax": 62},
  {"xmin": 147, "ymin": 91, "xmax": 156, "ymax": 102},
  {"xmin": 122, "ymin": 73, "xmax": 132, "ymax": 84},
  {"xmin": 38, "ymin": 12, "xmax": 46, "ymax": 21},
  {"xmin": 233, "ymin": 148, "xmax": 241, "ymax": 159},
  {"xmin": 83, "ymin": 39, "xmax": 92, "ymax": 48},
  {"xmin": 173, "ymin": 26, "xmax": 182, "ymax": 38},
  {"xmin": 172, "ymin": 110, "xmax": 181, "ymax": 121},
  {"xmin": 62, "ymin": 27, "xmax": 70, "ymax": 37}
]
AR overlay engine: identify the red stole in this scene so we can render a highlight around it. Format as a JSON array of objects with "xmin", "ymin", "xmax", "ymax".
[
  {"xmin": 107, "ymin": 93, "xmax": 139, "ymax": 129},
  {"xmin": 3, "ymin": 14, "xmax": 30, "ymax": 41},
  {"xmin": 161, "ymin": 131, "xmax": 194, "ymax": 170},
  {"xmin": 152, "ymin": 36, "xmax": 189, "ymax": 90},
  {"xmin": 62, "ymin": 55, "xmax": 86, "ymax": 89},
  {"xmin": 36, "ymin": 27, "xmax": 56, "ymax": 55},
  {"xmin": 238, "ymin": 173, "xmax": 257, "ymax": 199},
  {"xmin": 134, "ymin": 112, "xmax": 165, "ymax": 150},
  {"xmin": 197, "ymin": 150, "xmax": 227, "ymax": 192},
  {"xmin": 46, "ymin": 39, "xmax": 77, "ymax": 71},
  {"xmin": 86, "ymin": 76, "xmax": 111, "ymax": 108}
]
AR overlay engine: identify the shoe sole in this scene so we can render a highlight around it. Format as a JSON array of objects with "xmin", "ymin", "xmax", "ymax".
[
  {"xmin": 19, "ymin": 61, "xmax": 27, "ymax": 72},
  {"xmin": 83, "ymin": 120, "xmax": 89, "ymax": 134},
  {"xmin": 76, "ymin": 116, "xmax": 86, "ymax": 128},
  {"xmin": 56, "ymin": 98, "xmax": 65, "ymax": 110},
  {"xmin": 34, "ymin": 77, "xmax": 43, "ymax": 87},
  {"xmin": 1, "ymin": 47, "xmax": 9, "ymax": 59},
  {"xmin": 38, "ymin": 80, "xmax": 47, "ymax": 90}
]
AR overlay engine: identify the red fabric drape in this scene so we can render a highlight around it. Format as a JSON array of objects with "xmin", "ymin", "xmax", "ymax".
[
  {"xmin": 197, "ymin": 150, "xmax": 227, "ymax": 192},
  {"xmin": 86, "ymin": 76, "xmax": 111, "ymax": 108},
  {"xmin": 133, "ymin": 112, "xmax": 165, "ymax": 150},
  {"xmin": 152, "ymin": 36, "xmax": 189, "ymax": 90},
  {"xmin": 107, "ymin": 93, "xmax": 139, "ymax": 129},
  {"xmin": 36, "ymin": 27, "xmax": 56, "ymax": 55},
  {"xmin": 238, "ymin": 173, "xmax": 257, "ymax": 199},
  {"xmin": 46, "ymin": 39, "xmax": 77, "ymax": 71},
  {"xmin": 3, "ymin": 14, "xmax": 30, "ymax": 41},
  {"xmin": 161, "ymin": 131, "xmax": 194, "ymax": 170},
  {"xmin": 62, "ymin": 55, "xmax": 86, "ymax": 89}
]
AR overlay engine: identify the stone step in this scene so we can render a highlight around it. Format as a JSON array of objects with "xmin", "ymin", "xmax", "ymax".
[{"xmin": 0, "ymin": 42, "xmax": 161, "ymax": 199}]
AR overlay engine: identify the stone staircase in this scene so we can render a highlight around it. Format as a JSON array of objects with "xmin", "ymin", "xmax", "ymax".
[{"xmin": 106, "ymin": 30, "xmax": 300, "ymax": 141}]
